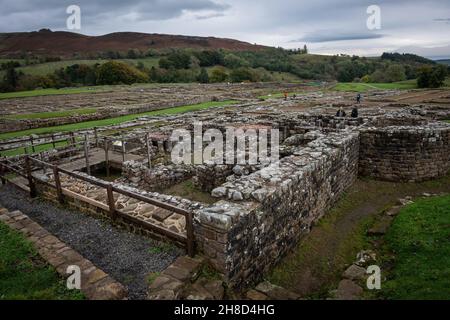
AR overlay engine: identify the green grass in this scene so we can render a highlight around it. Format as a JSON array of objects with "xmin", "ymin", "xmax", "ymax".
[
  {"xmin": 0, "ymin": 140, "xmax": 71, "ymax": 157},
  {"xmin": 0, "ymin": 87, "xmax": 108, "ymax": 100},
  {"xmin": 0, "ymin": 100, "xmax": 239, "ymax": 141},
  {"xmin": 332, "ymin": 81, "xmax": 417, "ymax": 92},
  {"xmin": 12, "ymin": 58, "xmax": 160, "ymax": 77},
  {"xmin": 380, "ymin": 195, "xmax": 450, "ymax": 300},
  {"xmin": 0, "ymin": 221, "xmax": 84, "ymax": 300},
  {"xmin": 2, "ymin": 108, "xmax": 98, "ymax": 120}
]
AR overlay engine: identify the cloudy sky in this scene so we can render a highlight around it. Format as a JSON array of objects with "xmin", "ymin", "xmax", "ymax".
[{"xmin": 1, "ymin": 0, "xmax": 450, "ymax": 58}]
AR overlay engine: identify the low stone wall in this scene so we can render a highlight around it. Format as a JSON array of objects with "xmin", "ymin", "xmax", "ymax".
[
  {"xmin": 194, "ymin": 130, "xmax": 360, "ymax": 287},
  {"xmin": 359, "ymin": 122, "xmax": 450, "ymax": 182},
  {"xmin": 122, "ymin": 161, "xmax": 194, "ymax": 191}
]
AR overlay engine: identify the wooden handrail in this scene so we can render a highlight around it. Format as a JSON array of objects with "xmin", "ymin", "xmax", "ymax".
[{"xmin": 2, "ymin": 155, "xmax": 195, "ymax": 256}]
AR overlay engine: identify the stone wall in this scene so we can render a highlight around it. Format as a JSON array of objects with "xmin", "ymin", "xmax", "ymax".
[
  {"xmin": 359, "ymin": 122, "xmax": 450, "ymax": 182},
  {"xmin": 194, "ymin": 130, "xmax": 360, "ymax": 287},
  {"xmin": 122, "ymin": 161, "xmax": 194, "ymax": 191}
]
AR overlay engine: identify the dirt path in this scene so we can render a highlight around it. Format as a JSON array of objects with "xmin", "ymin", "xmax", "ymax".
[{"xmin": 268, "ymin": 176, "xmax": 450, "ymax": 298}]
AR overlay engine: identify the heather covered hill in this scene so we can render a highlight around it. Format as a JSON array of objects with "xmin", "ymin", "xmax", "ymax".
[{"xmin": 0, "ymin": 29, "xmax": 268, "ymax": 58}]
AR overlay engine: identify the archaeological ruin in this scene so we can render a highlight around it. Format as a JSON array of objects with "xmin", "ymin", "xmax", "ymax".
[{"xmin": 1, "ymin": 83, "xmax": 449, "ymax": 299}]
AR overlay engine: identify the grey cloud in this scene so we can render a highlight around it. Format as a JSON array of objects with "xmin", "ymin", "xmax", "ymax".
[{"xmin": 292, "ymin": 31, "xmax": 385, "ymax": 43}]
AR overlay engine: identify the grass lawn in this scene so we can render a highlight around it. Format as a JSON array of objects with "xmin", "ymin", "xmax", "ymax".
[
  {"xmin": 0, "ymin": 87, "xmax": 108, "ymax": 100},
  {"xmin": 380, "ymin": 195, "xmax": 450, "ymax": 300},
  {"xmin": 0, "ymin": 221, "xmax": 83, "ymax": 300},
  {"xmin": 0, "ymin": 100, "xmax": 239, "ymax": 141},
  {"xmin": 332, "ymin": 81, "xmax": 417, "ymax": 92},
  {"xmin": 1, "ymin": 108, "xmax": 98, "ymax": 120}
]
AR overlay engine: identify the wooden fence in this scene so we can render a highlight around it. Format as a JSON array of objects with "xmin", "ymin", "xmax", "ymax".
[{"xmin": 0, "ymin": 155, "xmax": 195, "ymax": 257}]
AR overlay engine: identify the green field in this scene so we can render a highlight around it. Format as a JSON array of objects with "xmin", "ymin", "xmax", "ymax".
[
  {"xmin": 0, "ymin": 87, "xmax": 110, "ymax": 100},
  {"xmin": 381, "ymin": 195, "xmax": 450, "ymax": 300},
  {"xmin": 0, "ymin": 221, "xmax": 83, "ymax": 300},
  {"xmin": 332, "ymin": 81, "xmax": 417, "ymax": 92},
  {"xmin": 1, "ymin": 108, "xmax": 98, "ymax": 120},
  {"xmin": 12, "ymin": 58, "xmax": 160, "ymax": 77},
  {"xmin": 0, "ymin": 100, "xmax": 239, "ymax": 141}
]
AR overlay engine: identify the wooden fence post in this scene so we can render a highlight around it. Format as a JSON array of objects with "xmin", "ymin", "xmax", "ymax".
[
  {"xmin": 104, "ymin": 138, "xmax": 110, "ymax": 177},
  {"xmin": 70, "ymin": 132, "xmax": 75, "ymax": 147},
  {"xmin": 94, "ymin": 127, "xmax": 99, "ymax": 148},
  {"xmin": 0, "ymin": 161, "xmax": 6, "ymax": 185},
  {"xmin": 146, "ymin": 133, "xmax": 152, "ymax": 169},
  {"xmin": 106, "ymin": 184, "xmax": 116, "ymax": 220},
  {"xmin": 51, "ymin": 134, "xmax": 56, "ymax": 148},
  {"xmin": 121, "ymin": 135, "xmax": 126, "ymax": 163},
  {"xmin": 186, "ymin": 211, "xmax": 195, "ymax": 257},
  {"xmin": 30, "ymin": 136, "xmax": 35, "ymax": 154},
  {"xmin": 25, "ymin": 156, "xmax": 37, "ymax": 198},
  {"xmin": 53, "ymin": 165, "xmax": 64, "ymax": 204},
  {"xmin": 84, "ymin": 134, "xmax": 91, "ymax": 175}
]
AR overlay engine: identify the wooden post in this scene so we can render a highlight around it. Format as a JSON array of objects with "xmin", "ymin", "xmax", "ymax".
[
  {"xmin": 23, "ymin": 147, "xmax": 28, "ymax": 155},
  {"xmin": 121, "ymin": 135, "xmax": 126, "ymax": 163},
  {"xmin": 94, "ymin": 127, "xmax": 99, "ymax": 148},
  {"xmin": 70, "ymin": 132, "xmax": 75, "ymax": 147},
  {"xmin": 185, "ymin": 211, "xmax": 195, "ymax": 257},
  {"xmin": 104, "ymin": 138, "xmax": 110, "ymax": 177},
  {"xmin": 25, "ymin": 156, "xmax": 37, "ymax": 198},
  {"xmin": 0, "ymin": 161, "xmax": 6, "ymax": 185},
  {"xmin": 106, "ymin": 184, "xmax": 116, "ymax": 220},
  {"xmin": 40, "ymin": 153, "xmax": 46, "ymax": 174},
  {"xmin": 51, "ymin": 134, "xmax": 56, "ymax": 148},
  {"xmin": 146, "ymin": 133, "xmax": 152, "ymax": 169},
  {"xmin": 53, "ymin": 165, "xmax": 64, "ymax": 204},
  {"xmin": 30, "ymin": 136, "xmax": 35, "ymax": 154},
  {"xmin": 84, "ymin": 134, "xmax": 91, "ymax": 175}
]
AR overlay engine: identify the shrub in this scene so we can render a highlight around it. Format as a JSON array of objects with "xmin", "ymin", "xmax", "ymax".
[{"xmin": 96, "ymin": 61, "xmax": 148, "ymax": 85}]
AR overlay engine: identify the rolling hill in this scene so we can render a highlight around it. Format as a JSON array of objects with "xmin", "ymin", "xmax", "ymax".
[{"xmin": 0, "ymin": 29, "xmax": 268, "ymax": 58}]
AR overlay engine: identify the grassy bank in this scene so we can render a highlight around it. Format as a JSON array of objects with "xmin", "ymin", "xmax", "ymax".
[
  {"xmin": 267, "ymin": 175, "xmax": 450, "ymax": 298},
  {"xmin": 381, "ymin": 195, "xmax": 450, "ymax": 300},
  {"xmin": 0, "ymin": 100, "xmax": 239, "ymax": 141},
  {"xmin": 0, "ymin": 221, "xmax": 83, "ymax": 300},
  {"xmin": 332, "ymin": 81, "xmax": 417, "ymax": 92}
]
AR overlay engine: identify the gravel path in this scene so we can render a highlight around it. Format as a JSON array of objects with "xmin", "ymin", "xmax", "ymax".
[{"xmin": 0, "ymin": 185, "xmax": 183, "ymax": 300}]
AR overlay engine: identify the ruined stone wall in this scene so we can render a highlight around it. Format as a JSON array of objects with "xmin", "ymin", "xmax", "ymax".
[
  {"xmin": 359, "ymin": 124, "xmax": 450, "ymax": 182},
  {"xmin": 122, "ymin": 160, "xmax": 194, "ymax": 191},
  {"xmin": 194, "ymin": 130, "xmax": 360, "ymax": 287}
]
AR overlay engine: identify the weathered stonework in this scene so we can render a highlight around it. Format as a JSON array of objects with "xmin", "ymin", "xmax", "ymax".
[
  {"xmin": 359, "ymin": 120, "xmax": 450, "ymax": 182},
  {"xmin": 194, "ymin": 130, "xmax": 360, "ymax": 287}
]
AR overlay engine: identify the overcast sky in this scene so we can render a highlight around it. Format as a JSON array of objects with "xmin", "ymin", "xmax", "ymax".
[{"xmin": 1, "ymin": 0, "xmax": 450, "ymax": 58}]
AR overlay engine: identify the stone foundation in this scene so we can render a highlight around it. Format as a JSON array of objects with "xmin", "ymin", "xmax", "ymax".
[{"xmin": 194, "ymin": 130, "xmax": 360, "ymax": 287}]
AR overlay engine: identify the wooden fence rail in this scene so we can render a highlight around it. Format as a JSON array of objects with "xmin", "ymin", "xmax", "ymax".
[{"xmin": 0, "ymin": 156, "xmax": 195, "ymax": 257}]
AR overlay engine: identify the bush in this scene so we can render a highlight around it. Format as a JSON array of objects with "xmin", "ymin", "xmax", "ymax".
[
  {"xmin": 210, "ymin": 67, "xmax": 228, "ymax": 83},
  {"xmin": 96, "ymin": 61, "xmax": 148, "ymax": 85}
]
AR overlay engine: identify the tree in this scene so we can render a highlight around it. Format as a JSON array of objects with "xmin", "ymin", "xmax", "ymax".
[
  {"xmin": 417, "ymin": 65, "xmax": 447, "ymax": 88},
  {"xmin": 210, "ymin": 67, "xmax": 228, "ymax": 83},
  {"xmin": 197, "ymin": 68, "xmax": 209, "ymax": 83},
  {"xmin": 384, "ymin": 64, "xmax": 406, "ymax": 82},
  {"xmin": 96, "ymin": 61, "xmax": 148, "ymax": 85},
  {"xmin": 230, "ymin": 67, "xmax": 256, "ymax": 82},
  {"xmin": 1, "ymin": 67, "xmax": 20, "ymax": 91}
]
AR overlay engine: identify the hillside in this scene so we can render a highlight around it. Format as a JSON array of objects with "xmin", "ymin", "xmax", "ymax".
[{"xmin": 0, "ymin": 29, "xmax": 268, "ymax": 58}]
